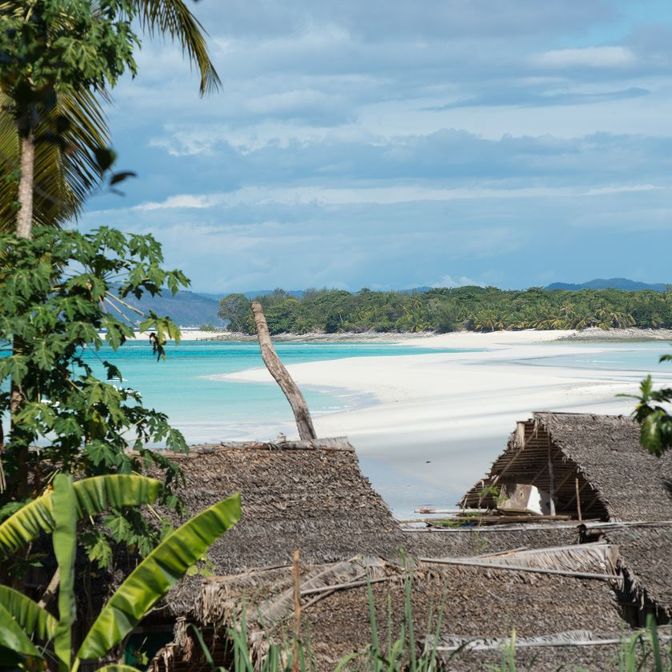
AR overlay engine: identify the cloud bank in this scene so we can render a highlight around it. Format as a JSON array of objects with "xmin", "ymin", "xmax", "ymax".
[{"xmin": 83, "ymin": 0, "xmax": 672, "ymax": 291}]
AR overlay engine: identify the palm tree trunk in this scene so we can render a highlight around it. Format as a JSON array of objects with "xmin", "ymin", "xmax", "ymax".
[
  {"xmin": 9, "ymin": 133, "xmax": 35, "ymax": 498},
  {"xmin": 16, "ymin": 133, "xmax": 35, "ymax": 240}
]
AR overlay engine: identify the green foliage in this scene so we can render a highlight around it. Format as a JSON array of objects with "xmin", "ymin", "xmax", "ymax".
[
  {"xmin": 0, "ymin": 601, "xmax": 41, "ymax": 662},
  {"xmin": 78, "ymin": 493, "xmax": 241, "ymax": 660},
  {"xmin": 618, "ymin": 615, "xmax": 672, "ymax": 671},
  {"xmin": 0, "ymin": 475, "xmax": 161, "ymax": 561},
  {"xmin": 218, "ymin": 293, "xmax": 255, "ymax": 333},
  {"xmin": 0, "ymin": 0, "xmax": 139, "ymax": 137},
  {"xmin": 0, "ymin": 0, "xmax": 219, "ymax": 231},
  {"xmin": 630, "ymin": 371, "xmax": 672, "ymax": 456},
  {"xmin": 0, "ymin": 586, "xmax": 57, "ymax": 641},
  {"xmin": 222, "ymin": 286, "xmax": 672, "ymax": 335},
  {"xmin": 0, "ymin": 87, "xmax": 111, "ymax": 230},
  {"xmin": 0, "ymin": 225, "xmax": 189, "ymax": 483},
  {"xmin": 497, "ymin": 630, "xmax": 516, "ymax": 672},
  {"xmin": 0, "ymin": 226, "xmax": 188, "ymax": 576},
  {"xmin": 136, "ymin": 0, "xmax": 221, "ymax": 96},
  {"xmin": 0, "ymin": 474, "xmax": 241, "ymax": 671},
  {"xmin": 52, "ymin": 473, "xmax": 77, "ymax": 670}
]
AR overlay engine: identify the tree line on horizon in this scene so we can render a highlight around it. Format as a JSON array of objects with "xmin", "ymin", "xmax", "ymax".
[{"xmin": 218, "ymin": 286, "xmax": 672, "ymax": 334}]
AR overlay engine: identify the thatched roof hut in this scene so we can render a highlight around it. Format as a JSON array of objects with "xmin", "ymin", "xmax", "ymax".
[
  {"xmin": 156, "ymin": 438, "xmax": 409, "ymax": 617},
  {"xmin": 149, "ymin": 554, "xmax": 627, "ymax": 672},
  {"xmin": 141, "ymin": 417, "xmax": 672, "ymax": 670},
  {"xmin": 454, "ymin": 412, "xmax": 672, "ymax": 622},
  {"xmin": 461, "ymin": 412, "xmax": 672, "ymax": 521}
]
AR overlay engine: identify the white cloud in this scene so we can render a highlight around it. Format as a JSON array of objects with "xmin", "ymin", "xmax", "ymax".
[
  {"xmin": 537, "ymin": 46, "xmax": 636, "ymax": 69},
  {"xmin": 432, "ymin": 275, "xmax": 484, "ymax": 288},
  {"xmin": 126, "ymin": 182, "xmax": 669, "ymax": 213},
  {"xmin": 83, "ymin": 2, "xmax": 672, "ymax": 291},
  {"xmin": 584, "ymin": 184, "xmax": 661, "ymax": 196},
  {"xmin": 134, "ymin": 195, "xmax": 219, "ymax": 211}
]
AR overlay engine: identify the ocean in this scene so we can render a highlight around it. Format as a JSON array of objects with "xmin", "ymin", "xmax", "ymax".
[
  {"xmin": 82, "ymin": 339, "xmax": 462, "ymax": 443},
  {"xmin": 5, "ymin": 336, "xmax": 669, "ymax": 517},
  {"xmin": 525, "ymin": 340, "xmax": 672, "ymax": 372}
]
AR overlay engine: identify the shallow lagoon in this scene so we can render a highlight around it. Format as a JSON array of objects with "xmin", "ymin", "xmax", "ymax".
[{"xmin": 83, "ymin": 339, "xmax": 465, "ymax": 442}]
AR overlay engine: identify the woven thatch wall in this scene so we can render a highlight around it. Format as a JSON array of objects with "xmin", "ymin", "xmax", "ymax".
[
  {"xmin": 156, "ymin": 439, "xmax": 409, "ymax": 616},
  {"xmin": 462, "ymin": 412, "xmax": 672, "ymax": 522}
]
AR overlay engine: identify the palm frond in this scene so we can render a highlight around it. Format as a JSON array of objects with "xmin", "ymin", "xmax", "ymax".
[
  {"xmin": 136, "ymin": 0, "xmax": 221, "ymax": 95},
  {"xmin": 0, "ymin": 88, "xmax": 109, "ymax": 231}
]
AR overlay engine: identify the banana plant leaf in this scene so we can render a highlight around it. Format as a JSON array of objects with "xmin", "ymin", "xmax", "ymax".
[
  {"xmin": 95, "ymin": 666, "xmax": 142, "ymax": 671},
  {"xmin": 77, "ymin": 493, "xmax": 241, "ymax": 661},
  {"xmin": 52, "ymin": 474, "xmax": 77, "ymax": 671},
  {"xmin": 0, "ymin": 602, "xmax": 42, "ymax": 660},
  {"xmin": 0, "ymin": 475, "xmax": 162, "ymax": 559},
  {"xmin": 0, "ymin": 586, "xmax": 57, "ymax": 641}
]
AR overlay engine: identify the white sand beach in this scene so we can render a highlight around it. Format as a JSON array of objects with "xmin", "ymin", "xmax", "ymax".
[{"xmin": 219, "ymin": 330, "xmax": 672, "ymax": 515}]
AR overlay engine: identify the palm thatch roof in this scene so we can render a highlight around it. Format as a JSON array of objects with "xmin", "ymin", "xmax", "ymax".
[
  {"xmin": 456, "ymin": 412, "xmax": 672, "ymax": 621},
  {"xmin": 461, "ymin": 412, "xmax": 672, "ymax": 522},
  {"xmin": 153, "ymin": 438, "xmax": 409, "ymax": 617},
  {"xmin": 149, "ymin": 555, "xmax": 627, "ymax": 672},
  {"xmin": 406, "ymin": 524, "xmax": 579, "ymax": 558},
  {"xmin": 141, "ymin": 416, "xmax": 672, "ymax": 669},
  {"xmin": 607, "ymin": 526, "xmax": 672, "ymax": 622}
]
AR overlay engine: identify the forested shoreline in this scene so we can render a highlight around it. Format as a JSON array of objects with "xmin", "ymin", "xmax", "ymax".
[{"xmin": 218, "ymin": 287, "xmax": 672, "ymax": 335}]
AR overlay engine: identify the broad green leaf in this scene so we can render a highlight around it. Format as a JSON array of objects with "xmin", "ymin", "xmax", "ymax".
[
  {"xmin": 53, "ymin": 474, "xmax": 77, "ymax": 671},
  {"xmin": 0, "ymin": 602, "xmax": 42, "ymax": 659},
  {"xmin": 77, "ymin": 493, "xmax": 241, "ymax": 661},
  {"xmin": 0, "ymin": 475, "xmax": 162, "ymax": 558},
  {"xmin": 0, "ymin": 586, "xmax": 57, "ymax": 641},
  {"xmin": 0, "ymin": 491, "xmax": 55, "ymax": 560},
  {"xmin": 72, "ymin": 475, "xmax": 161, "ymax": 520},
  {"xmin": 96, "ymin": 666, "xmax": 142, "ymax": 672}
]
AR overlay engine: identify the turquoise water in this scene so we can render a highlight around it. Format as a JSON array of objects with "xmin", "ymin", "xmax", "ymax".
[
  {"xmin": 524, "ymin": 341, "xmax": 672, "ymax": 372},
  {"xmin": 80, "ymin": 340, "xmax": 463, "ymax": 442}
]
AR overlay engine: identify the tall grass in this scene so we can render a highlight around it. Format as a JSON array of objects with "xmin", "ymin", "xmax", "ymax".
[
  {"xmin": 185, "ymin": 591, "xmax": 672, "ymax": 671},
  {"xmin": 618, "ymin": 615, "xmax": 672, "ymax": 672},
  {"xmin": 333, "ymin": 578, "xmax": 443, "ymax": 671}
]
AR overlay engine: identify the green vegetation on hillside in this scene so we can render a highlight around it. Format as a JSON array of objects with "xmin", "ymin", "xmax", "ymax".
[{"xmin": 218, "ymin": 287, "xmax": 672, "ymax": 334}]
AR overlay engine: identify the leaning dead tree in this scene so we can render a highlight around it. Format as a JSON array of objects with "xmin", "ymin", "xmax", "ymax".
[{"xmin": 251, "ymin": 301, "xmax": 317, "ymax": 440}]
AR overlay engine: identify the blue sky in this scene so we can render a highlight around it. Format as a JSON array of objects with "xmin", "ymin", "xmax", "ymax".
[{"xmin": 82, "ymin": 1, "xmax": 672, "ymax": 292}]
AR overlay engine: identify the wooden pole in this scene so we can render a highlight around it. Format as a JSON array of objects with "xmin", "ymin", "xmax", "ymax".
[
  {"xmin": 547, "ymin": 434, "xmax": 556, "ymax": 516},
  {"xmin": 575, "ymin": 477, "xmax": 583, "ymax": 521},
  {"xmin": 251, "ymin": 301, "xmax": 317, "ymax": 440}
]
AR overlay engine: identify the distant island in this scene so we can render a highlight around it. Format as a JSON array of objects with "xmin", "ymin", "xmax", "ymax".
[
  {"xmin": 546, "ymin": 278, "xmax": 668, "ymax": 292},
  {"xmin": 217, "ymin": 285, "xmax": 672, "ymax": 335},
  {"xmin": 121, "ymin": 278, "xmax": 671, "ymax": 332}
]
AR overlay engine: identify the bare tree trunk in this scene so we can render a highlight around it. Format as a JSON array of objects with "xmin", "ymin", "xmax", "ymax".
[
  {"xmin": 251, "ymin": 301, "xmax": 317, "ymax": 441},
  {"xmin": 16, "ymin": 133, "xmax": 35, "ymax": 240}
]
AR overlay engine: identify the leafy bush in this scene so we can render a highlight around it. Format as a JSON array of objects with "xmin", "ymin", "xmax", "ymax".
[{"xmin": 0, "ymin": 226, "xmax": 189, "ymax": 574}]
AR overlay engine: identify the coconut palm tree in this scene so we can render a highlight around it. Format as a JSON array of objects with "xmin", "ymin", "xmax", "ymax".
[{"xmin": 0, "ymin": 0, "xmax": 220, "ymax": 235}]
